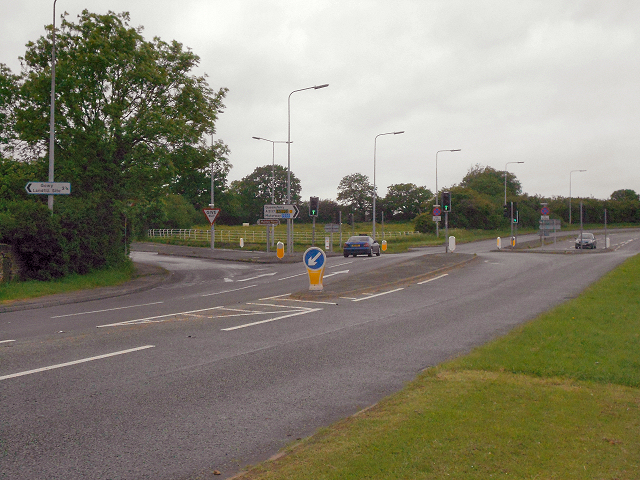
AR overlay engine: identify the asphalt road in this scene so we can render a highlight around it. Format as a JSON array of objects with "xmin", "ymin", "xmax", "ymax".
[{"xmin": 1, "ymin": 230, "xmax": 638, "ymax": 479}]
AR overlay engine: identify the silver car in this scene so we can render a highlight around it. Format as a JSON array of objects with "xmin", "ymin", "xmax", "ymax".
[{"xmin": 575, "ymin": 232, "xmax": 596, "ymax": 249}]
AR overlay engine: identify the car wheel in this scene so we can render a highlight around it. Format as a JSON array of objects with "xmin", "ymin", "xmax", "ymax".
[
  {"xmin": 368, "ymin": 250, "xmax": 372, "ymax": 257},
  {"xmin": 376, "ymin": 250, "xmax": 381, "ymax": 256},
  {"xmin": 344, "ymin": 253, "xmax": 348, "ymax": 257}
]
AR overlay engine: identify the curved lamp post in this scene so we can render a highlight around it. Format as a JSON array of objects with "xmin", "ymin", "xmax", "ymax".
[
  {"xmin": 435, "ymin": 149, "xmax": 461, "ymax": 237},
  {"xmin": 569, "ymin": 169, "xmax": 586, "ymax": 224},
  {"xmin": 373, "ymin": 131, "xmax": 404, "ymax": 240},
  {"xmin": 286, "ymin": 84, "xmax": 329, "ymax": 254}
]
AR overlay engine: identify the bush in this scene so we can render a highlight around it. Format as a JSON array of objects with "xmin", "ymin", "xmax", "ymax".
[{"xmin": 414, "ymin": 213, "xmax": 436, "ymax": 233}]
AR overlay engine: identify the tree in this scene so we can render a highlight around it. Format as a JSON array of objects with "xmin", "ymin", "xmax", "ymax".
[
  {"xmin": 2, "ymin": 10, "xmax": 227, "ymax": 276},
  {"xmin": 337, "ymin": 173, "xmax": 373, "ymax": 221},
  {"xmin": 231, "ymin": 165, "xmax": 301, "ymax": 223},
  {"xmin": 0, "ymin": 64, "xmax": 19, "ymax": 149},
  {"xmin": 15, "ymin": 10, "xmax": 227, "ymax": 203},
  {"xmin": 460, "ymin": 164, "xmax": 521, "ymax": 200},
  {"xmin": 610, "ymin": 189, "xmax": 639, "ymax": 202},
  {"xmin": 383, "ymin": 183, "xmax": 432, "ymax": 220}
]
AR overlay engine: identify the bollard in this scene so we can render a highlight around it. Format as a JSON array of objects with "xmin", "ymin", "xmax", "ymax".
[
  {"xmin": 381, "ymin": 240, "xmax": 387, "ymax": 251},
  {"xmin": 240, "ymin": 238, "xmax": 244, "ymax": 248},
  {"xmin": 276, "ymin": 241, "xmax": 285, "ymax": 259},
  {"xmin": 497, "ymin": 237, "xmax": 502, "ymax": 249}
]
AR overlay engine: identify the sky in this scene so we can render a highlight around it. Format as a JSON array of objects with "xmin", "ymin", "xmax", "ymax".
[{"xmin": 2, "ymin": 0, "xmax": 639, "ymax": 204}]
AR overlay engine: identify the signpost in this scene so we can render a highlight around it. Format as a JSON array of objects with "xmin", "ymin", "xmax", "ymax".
[
  {"xmin": 257, "ymin": 219, "xmax": 279, "ymax": 253},
  {"xmin": 303, "ymin": 246, "xmax": 326, "ymax": 291},
  {"xmin": 324, "ymin": 223, "xmax": 340, "ymax": 252},
  {"xmin": 203, "ymin": 207, "xmax": 221, "ymax": 249},
  {"xmin": 432, "ymin": 205, "xmax": 441, "ymax": 223},
  {"xmin": 25, "ymin": 182, "xmax": 71, "ymax": 195}
]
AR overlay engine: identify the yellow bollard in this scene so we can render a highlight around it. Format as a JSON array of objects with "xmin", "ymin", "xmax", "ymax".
[
  {"xmin": 276, "ymin": 241, "xmax": 285, "ymax": 259},
  {"xmin": 381, "ymin": 240, "xmax": 387, "ymax": 252}
]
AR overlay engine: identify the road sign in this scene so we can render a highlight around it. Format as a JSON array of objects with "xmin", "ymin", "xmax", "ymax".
[
  {"xmin": 264, "ymin": 204, "xmax": 300, "ymax": 219},
  {"xmin": 432, "ymin": 206, "xmax": 441, "ymax": 216},
  {"xmin": 202, "ymin": 208, "xmax": 221, "ymax": 225},
  {"xmin": 25, "ymin": 182, "xmax": 71, "ymax": 195},
  {"xmin": 539, "ymin": 219, "xmax": 561, "ymax": 230},
  {"xmin": 324, "ymin": 223, "xmax": 340, "ymax": 232},
  {"xmin": 541, "ymin": 206, "xmax": 550, "ymax": 216},
  {"xmin": 303, "ymin": 246, "xmax": 326, "ymax": 291},
  {"xmin": 257, "ymin": 219, "xmax": 280, "ymax": 226}
]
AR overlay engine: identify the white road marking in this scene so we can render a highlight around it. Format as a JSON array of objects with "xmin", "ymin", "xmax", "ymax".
[
  {"xmin": 221, "ymin": 308, "xmax": 322, "ymax": 331},
  {"xmin": 97, "ymin": 307, "xmax": 225, "ymax": 328},
  {"xmin": 237, "ymin": 272, "xmax": 277, "ymax": 282},
  {"xmin": 278, "ymin": 272, "xmax": 306, "ymax": 281},
  {"xmin": 201, "ymin": 284, "xmax": 257, "ymax": 296},
  {"xmin": 0, "ymin": 345, "xmax": 155, "ymax": 381},
  {"xmin": 351, "ymin": 288, "xmax": 404, "ymax": 302},
  {"xmin": 0, "ymin": 339, "xmax": 16, "ymax": 344},
  {"xmin": 51, "ymin": 301, "xmax": 165, "ymax": 318},
  {"xmin": 417, "ymin": 273, "xmax": 449, "ymax": 285},
  {"xmin": 323, "ymin": 269, "xmax": 349, "ymax": 278},
  {"xmin": 329, "ymin": 261, "xmax": 353, "ymax": 268}
]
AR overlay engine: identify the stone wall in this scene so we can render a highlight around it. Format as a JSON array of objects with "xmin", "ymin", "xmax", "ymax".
[{"xmin": 0, "ymin": 244, "xmax": 21, "ymax": 282}]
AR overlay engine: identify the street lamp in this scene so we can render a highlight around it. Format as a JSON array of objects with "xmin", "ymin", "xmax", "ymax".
[
  {"xmin": 252, "ymin": 137, "xmax": 291, "ymax": 204},
  {"xmin": 373, "ymin": 131, "xmax": 404, "ymax": 240},
  {"xmin": 286, "ymin": 83, "xmax": 329, "ymax": 254},
  {"xmin": 504, "ymin": 161, "xmax": 524, "ymax": 206},
  {"xmin": 435, "ymin": 149, "xmax": 461, "ymax": 237},
  {"xmin": 48, "ymin": 0, "xmax": 58, "ymax": 211},
  {"xmin": 569, "ymin": 169, "xmax": 586, "ymax": 224}
]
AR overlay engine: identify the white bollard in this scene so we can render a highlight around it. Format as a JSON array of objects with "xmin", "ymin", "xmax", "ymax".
[
  {"xmin": 497, "ymin": 237, "xmax": 502, "ymax": 249},
  {"xmin": 240, "ymin": 238, "xmax": 244, "ymax": 248},
  {"xmin": 448, "ymin": 236, "xmax": 456, "ymax": 252}
]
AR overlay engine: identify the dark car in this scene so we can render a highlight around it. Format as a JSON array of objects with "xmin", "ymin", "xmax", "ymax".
[
  {"xmin": 575, "ymin": 232, "xmax": 596, "ymax": 249},
  {"xmin": 343, "ymin": 235, "xmax": 380, "ymax": 257}
]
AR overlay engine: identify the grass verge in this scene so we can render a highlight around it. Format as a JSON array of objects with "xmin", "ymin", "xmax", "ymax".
[
  {"xmin": 238, "ymin": 254, "xmax": 640, "ymax": 479},
  {"xmin": 0, "ymin": 261, "xmax": 135, "ymax": 304}
]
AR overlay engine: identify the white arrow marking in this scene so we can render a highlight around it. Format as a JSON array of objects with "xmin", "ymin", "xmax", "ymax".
[
  {"xmin": 307, "ymin": 251, "xmax": 323, "ymax": 267},
  {"xmin": 237, "ymin": 272, "xmax": 277, "ymax": 282},
  {"xmin": 323, "ymin": 269, "xmax": 349, "ymax": 278}
]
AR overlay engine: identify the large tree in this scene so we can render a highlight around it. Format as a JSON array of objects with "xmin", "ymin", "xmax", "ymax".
[
  {"xmin": 460, "ymin": 164, "xmax": 522, "ymax": 201},
  {"xmin": 15, "ymin": 10, "xmax": 227, "ymax": 203},
  {"xmin": 230, "ymin": 165, "xmax": 301, "ymax": 223},
  {"xmin": 337, "ymin": 173, "xmax": 373, "ymax": 221},
  {"xmin": 382, "ymin": 183, "xmax": 432, "ymax": 220}
]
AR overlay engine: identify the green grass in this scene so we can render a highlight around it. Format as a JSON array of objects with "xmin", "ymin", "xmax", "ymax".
[
  {"xmin": 0, "ymin": 261, "xmax": 135, "ymax": 304},
  {"xmin": 238, "ymin": 254, "xmax": 640, "ymax": 479}
]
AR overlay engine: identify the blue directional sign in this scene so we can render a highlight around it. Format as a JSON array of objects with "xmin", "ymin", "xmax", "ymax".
[{"xmin": 303, "ymin": 247, "xmax": 326, "ymax": 271}]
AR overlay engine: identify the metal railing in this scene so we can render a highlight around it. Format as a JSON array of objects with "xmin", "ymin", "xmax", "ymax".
[{"xmin": 147, "ymin": 228, "xmax": 419, "ymax": 244}]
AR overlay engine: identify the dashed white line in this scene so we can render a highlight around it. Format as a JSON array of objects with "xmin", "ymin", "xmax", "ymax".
[
  {"xmin": 351, "ymin": 288, "xmax": 404, "ymax": 302},
  {"xmin": 237, "ymin": 272, "xmax": 277, "ymax": 282},
  {"xmin": 201, "ymin": 284, "xmax": 257, "ymax": 296},
  {"xmin": 417, "ymin": 273, "xmax": 448, "ymax": 285},
  {"xmin": 0, "ymin": 345, "xmax": 155, "ymax": 381},
  {"xmin": 97, "ymin": 306, "xmax": 225, "ymax": 328},
  {"xmin": 0, "ymin": 339, "xmax": 16, "ymax": 345}
]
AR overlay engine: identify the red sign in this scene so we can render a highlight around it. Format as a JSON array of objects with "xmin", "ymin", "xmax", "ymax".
[
  {"xmin": 541, "ymin": 206, "xmax": 550, "ymax": 215},
  {"xmin": 203, "ymin": 208, "xmax": 221, "ymax": 225},
  {"xmin": 433, "ymin": 206, "xmax": 442, "ymax": 216}
]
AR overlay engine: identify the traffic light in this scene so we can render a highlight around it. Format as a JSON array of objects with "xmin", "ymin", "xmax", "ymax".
[
  {"xmin": 512, "ymin": 202, "xmax": 518, "ymax": 223},
  {"xmin": 309, "ymin": 196, "xmax": 319, "ymax": 217},
  {"xmin": 503, "ymin": 204, "xmax": 509, "ymax": 218},
  {"xmin": 442, "ymin": 191, "xmax": 452, "ymax": 212}
]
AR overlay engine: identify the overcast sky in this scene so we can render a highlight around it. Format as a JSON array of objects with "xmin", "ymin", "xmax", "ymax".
[{"xmin": 2, "ymin": 1, "xmax": 639, "ymax": 203}]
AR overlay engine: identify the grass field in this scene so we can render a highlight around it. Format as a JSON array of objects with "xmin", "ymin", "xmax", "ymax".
[{"xmin": 237, "ymin": 253, "xmax": 640, "ymax": 479}]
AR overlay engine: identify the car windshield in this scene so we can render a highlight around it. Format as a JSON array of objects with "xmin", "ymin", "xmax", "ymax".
[
  {"xmin": 347, "ymin": 236, "xmax": 371, "ymax": 243},
  {"xmin": 578, "ymin": 233, "xmax": 594, "ymax": 239}
]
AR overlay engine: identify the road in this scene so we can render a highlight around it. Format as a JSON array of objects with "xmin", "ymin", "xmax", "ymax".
[{"xmin": 1, "ymin": 230, "xmax": 638, "ymax": 479}]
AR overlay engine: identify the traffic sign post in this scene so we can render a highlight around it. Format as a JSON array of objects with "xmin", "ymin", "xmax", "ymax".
[
  {"xmin": 432, "ymin": 205, "xmax": 441, "ymax": 223},
  {"xmin": 257, "ymin": 219, "xmax": 279, "ymax": 252},
  {"xmin": 25, "ymin": 182, "xmax": 71, "ymax": 195},
  {"xmin": 203, "ymin": 207, "xmax": 221, "ymax": 250},
  {"xmin": 303, "ymin": 246, "xmax": 326, "ymax": 291}
]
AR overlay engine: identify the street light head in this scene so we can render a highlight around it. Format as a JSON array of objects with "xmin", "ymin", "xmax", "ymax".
[
  {"xmin": 394, "ymin": 131, "xmax": 405, "ymax": 135},
  {"xmin": 252, "ymin": 136, "xmax": 262, "ymax": 140},
  {"xmin": 314, "ymin": 84, "xmax": 329, "ymax": 89},
  {"xmin": 450, "ymin": 149, "xmax": 461, "ymax": 152}
]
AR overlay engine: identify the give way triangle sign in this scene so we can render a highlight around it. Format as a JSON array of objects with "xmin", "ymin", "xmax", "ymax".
[{"xmin": 203, "ymin": 208, "xmax": 221, "ymax": 225}]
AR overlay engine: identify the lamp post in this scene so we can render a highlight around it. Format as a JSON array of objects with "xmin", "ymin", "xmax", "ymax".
[
  {"xmin": 286, "ymin": 84, "xmax": 329, "ymax": 254},
  {"xmin": 48, "ymin": 0, "xmax": 58, "ymax": 211},
  {"xmin": 504, "ymin": 161, "xmax": 524, "ymax": 206},
  {"xmin": 253, "ymin": 136, "xmax": 291, "ymax": 248},
  {"xmin": 372, "ymin": 131, "xmax": 404, "ymax": 240},
  {"xmin": 569, "ymin": 169, "xmax": 586, "ymax": 224},
  {"xmin": 435, "ymin": 149, "xmax": 461, "ymax": 237}
]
